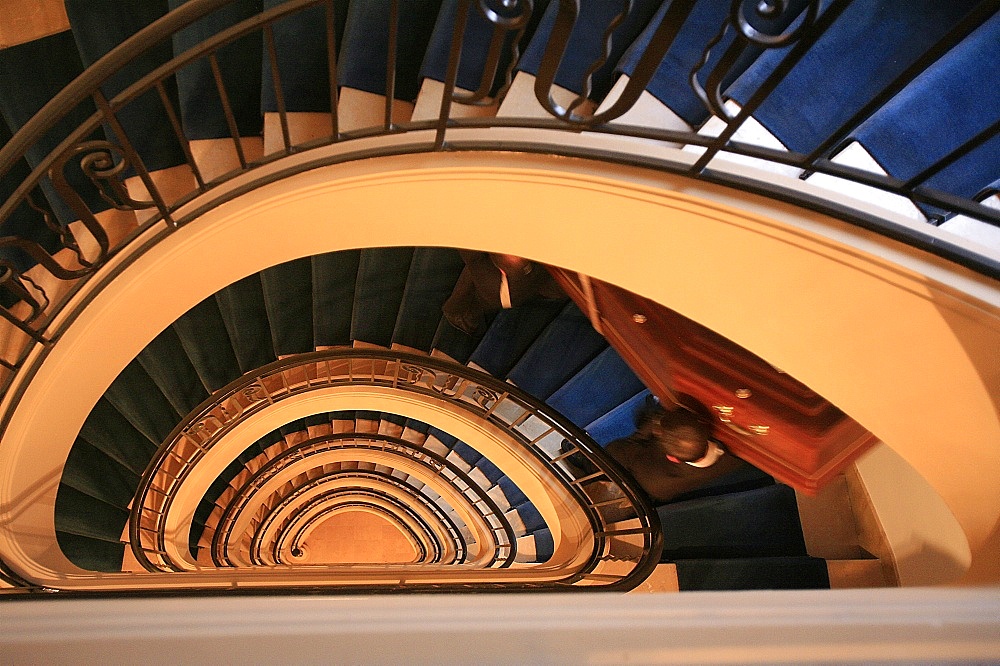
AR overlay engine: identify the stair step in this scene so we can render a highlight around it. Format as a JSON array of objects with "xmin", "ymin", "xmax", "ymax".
[
  {"xmin": 611, "ymin": 0, "xmax": 809, "ymax": 134},
  {"xmin": 515, "ymin": 527, "xmax": 553, "ymax": 563},
  {"xmin": 666, "ymin": 464, "xmax": 775, "ymax": 505},
  {"xmin": 0, "ymin": 32, "xmax": 114, "ymax": 225},
  {"xmin": 61, "ymin": 439, "xmax": 140, "ymax": 510},
  {"xmin": 172, "ymin": 294, "xmax": 242, "ymax": 392},
  {"xmin": 378, "ymin": 413, "xmax": 406, "ymax": 438},
  {"xmin": 337, "ymin": 0, "xmax": 441, "ymax": 115},
  {"xmin": 55, "ymin": 532, "xmax": 126, "ymax": 574},
  {"xmin": 658, "ymin": 485, "xmax": 807, "ymax": 560},
  {"xmin": 306, "ymin": 420, "xmax": 333, "ymax": 439},
  {"xmin": 496, "ymin": 477, "xmax": 528, "ymax": 509},
  {"xmin": 354, "ymin": 411, "xmax": 380, "ymax": 435},
  {"xmin": 135, "ymin": 326, "xmax": 211, "ymax": 417},
  {"xmin": 392, "ymin": 247, "xmax": 465, "ymax": 352},
  {"xmin": 416, "ymin": 0, "xmax": 533, "ymax": 117},
  {"xmin": 510, "ymin": 0, "xmax": 662, "ymax": 110},
  {"xmin": 0, "ymin": 121, "xmax": 63, "ymax": 275},
  {"xmin": 261, "ymin": 257, "xmax": 314, "ymax": 356},
  {"xmin": 853, "ymin": 10, "xmax": 1000, "ymax": 209},
  {"xmin": 78, "ymin": 399, "xmax": 158, "ymax": 476},
  {"xmin": 430, "ymin": 317, "xmax": 485, "ymax": 364},
  {"xmin": 330, "ymin": 411, "xmax": 356, "ymax": 434},
  {"xmin": 401, "ymin": 418, "xmax": 431, "ymax": 446},
  {"xmin": 103, "ymin": 359, "xmax": 181, "ymax": 444},
  {"xmin": 351, "ymin": 247, "xmax": 414, "ymax": 347},
  {"xmin": 450, "ymin": 440, "xmax": 483, "ymax": 468},
  {"xmin": 259, "ymin": 2, "xmax": 340, "ymax": 151},
  {"xmin": 507, "ymin": 301, "xmax": 607, "ymax": 401},
  {"xmin": 546, "ymin": 345, "xmax": 646, "ymax": 427},
  {"xmin": 583, "ymin": 390, "xmax": 650, "ymax": 446},
  {"xmin": 55, "ymin": 484, "xmax": 131, "ymax": 544},
  {"xmin": 66, "ymin": 0, "xmax": 188, "ymax": 176},
  {"xmin": 728, "ymin": 0, "xmax": 984, "ymax": 160},
  {"xmin": 424, "ymin": 427, "xmax": 456, "ymax": 458},
  {"xmin": 216, "ymin": 273, "xmax": 276, "ymax": 373},
  {"xmin": 313, "ymin": 250, "xmax": 361, "ymax": 348},
  {"xmin": 674, "ymin": 556, "xmax": 830, "ymax": 591},
  {"xmin": 169, "ymin": 0, "xmax": 264, "ymax": 147},
  {"xmin": 468, "ymin": 298, "xmax": 566, "ymax": 378}
]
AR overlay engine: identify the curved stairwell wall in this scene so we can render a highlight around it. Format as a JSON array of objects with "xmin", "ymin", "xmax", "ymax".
[
  {"xmin": 0, "ymin": 0, "xmax": 998, "ymax": 592},
  {"xmin": 1, "ymin": 152, "xmax": 995, "ymax": 587},
  {"xmin": 44, "ymin": 239, "xmax": 817, "ymax": 590}
]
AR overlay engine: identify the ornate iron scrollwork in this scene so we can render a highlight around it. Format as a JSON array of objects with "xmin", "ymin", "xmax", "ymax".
[
  {"xmin": 693, "ymin": 0, "xmax": 821, "ymax": 120},
  {"xmin": 453, "ymin": 0, "xmax": 535, "ymax": 104},
  {"xmin": 732, "ymin": 0, "xmax": 819, "ymax": 47},
  {"xmin": 534, "ymin": 0, "xmax": 703, "ymax": 126},
  {"xmin": 398, "ymin": 363, "xmax": 427, "ymax": 385},
  {"xmin": 432, "ymin": 372, "xmax": 465, "ymax": 398},
  {"xmin": 474, "ymin": 386, "xmax": 499, "ymax": 410},
  {"xmin": 533, "ymin": 0, "xmax": 627, "ymax": 122},
  {"xmin": 0, "ymin": 264, "xmax": 48, "ymax": 326},
  {"xmin": 54, "ymin": 140, "xmax": 156, "ymax": 214},
  {"xmin": 46, "ymin": 139, "xmax": 158, "ymax": 270},
  {"xmin": 243, "ymin": 385, "xmax": 265, "ymax": 401}
]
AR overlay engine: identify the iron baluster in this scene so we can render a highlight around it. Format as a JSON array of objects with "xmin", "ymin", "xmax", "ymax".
[
  {"xmin": 385, "ymin": 0, "xmax": 400, "ymax": 131},
  {"xmin": 325, "ymin": 0, "xmax": 341, "ymax": 141},
  {"xmin": 207, "ymin": 53, "xmax": 248, "ymax": 169},
  {"xmin": 691, "ymin": 0, "xmax": 851, "ymax": 173},
  {"xmin": 155, "ymin": 80, "xmax": 206, "ymax": 190},
  {"xmin": 264, "ymin": 25, "xmax": 293, "ymax": 154}
]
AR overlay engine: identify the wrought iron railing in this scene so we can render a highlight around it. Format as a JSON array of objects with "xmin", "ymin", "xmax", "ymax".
[
  {"xmin": 205, "ymin": 435, "xmax": 511, "ymax": 569},
  {"xmin": 262, "ymin": 477, "xmax": 458, "ymax": 566},
  {"xmin": 0, "ymin": 0, "xmax": 998, "ymax": 413},
  {"xmin": 129, "ymin": 349, "xmax": 662, "ymax": 591}
]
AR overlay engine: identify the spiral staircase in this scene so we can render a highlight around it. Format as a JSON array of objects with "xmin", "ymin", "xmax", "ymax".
[{"xmin": 0, "ymin": 0, "xmax": 998, "ymax": 618}]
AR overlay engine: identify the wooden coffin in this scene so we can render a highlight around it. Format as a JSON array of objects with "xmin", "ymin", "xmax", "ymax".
[{"xmin": 549, "ymin": 268, "xmax": 878, "ymax": 493}]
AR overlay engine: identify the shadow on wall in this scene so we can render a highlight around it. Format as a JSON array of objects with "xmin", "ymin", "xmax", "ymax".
[
  {"xmin": 854, "ymin": 444, "xmax": 971, "ymax": 586},
  {"xmin": 933, "ymin": 285, "xmax": 1000, "ymax": 435},
  {"xmin": 894, "ymin": 540, "xmax": 970, "ymax": 588},
  {"xmin": 957, "ymin": 522, "xmax": 1000, "ymax": 585}
]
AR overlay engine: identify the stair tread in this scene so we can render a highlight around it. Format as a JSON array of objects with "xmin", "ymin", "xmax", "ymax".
[
  {"xmin": 338, "ymin": 1, "xmax": 442, "ymax": 103},
  {"xmin": 260, "ymin": 257, "xmax": 314, "ymax": 356},
  {"xmin": 352, "ymin": 248, "xmax": 414, "ymax": 347},
  {"xmin": 516, "ymin": 0, "xmax": 662, "ymax": 101},
  {"xmin": 0, "ymin": 32, "xmax": 114, "ymax": 225},
  {"xmin": 729, "ymin": 0, "xmax": 984, "ymax": 158},
  {"xmin": 216, "ymin": 273, "xmax": 277, "ymax": 373},
  {"xmin": 169, "ymin": 0, "xmax": 264, "ymax": 141},
  {"xmin": 66, "ymin": 0, "xmax": 187, "ymax": 172},
  {"xmin": 55, "ymin": 532, "xmax": 126, "ymax": 573},
  {"xmin": 392, "ymin": 247, "xmax": 465, "ymax": 352},
  {"xmin": 546, "ymin": 345, "xmax": 646, "ymax": 427},
  {"xmin": 313, "ymin": 250, "xmax": 361, "ymax": 348},
  {"xmin": 507, "ymin": 301, "xmax": 608, "ymax": 401},
  {"xmin": 78, "ymin": 398, "xmax": 158, "ymax": 475},
  {"xmin": 172, "ymin": 294, "xmax": 242, "ymax": 392},
  {"xmin": 658, "ymin": 485, "xmax": 808, "ymax": 560},
  {"xmin": 136, "ymin": 326, "xmax": 211, "ymax": 418},
  {"xmin": 468, "ymin": 299, "xmax": 567, "ymax": 378},
  {"xmin": 673, "ymin": 555, "xmax": 831, "ymax": 591},
  {"xmin": 61, "ymin": 439, "xmax": 141, "ymax": 510}
]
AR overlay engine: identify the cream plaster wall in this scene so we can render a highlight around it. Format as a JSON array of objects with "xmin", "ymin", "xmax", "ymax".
[{"xmin": 1, "ymin": 149, "xmax": 997, "ymax": 586}]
